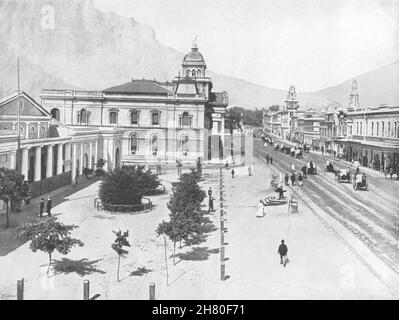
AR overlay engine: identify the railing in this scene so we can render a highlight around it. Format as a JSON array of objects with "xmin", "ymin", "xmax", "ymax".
[{"xmin": 93, "ymin": 197, "xmax": 153, "ymax": 213}]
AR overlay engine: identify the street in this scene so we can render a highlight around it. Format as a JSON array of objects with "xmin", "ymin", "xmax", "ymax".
[{"xmin": 254, "ymin": 135, "xmax": 399, "ymax": 278}]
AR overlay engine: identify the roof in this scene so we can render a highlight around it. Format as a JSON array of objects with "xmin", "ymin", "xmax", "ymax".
[
  {"xmin": 103, "ymin": 80, "xmax": 171, "ymax": 95},
  {"xmin": 183, "ymin": 47, "xmax": 206, "ymax": 66},
  {"xmin": 0, "ymin": 91, "xmax": 51, "ymax": 117}
]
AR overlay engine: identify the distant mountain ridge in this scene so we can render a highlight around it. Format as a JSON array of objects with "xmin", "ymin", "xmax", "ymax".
[{"xmin": 0, "ymin": 0, "xmax": 397, "ymax": 110}]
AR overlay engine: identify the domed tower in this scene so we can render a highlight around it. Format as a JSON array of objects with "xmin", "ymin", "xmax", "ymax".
[{"xmin": 182, "ymin": 40, "xmax": 207, "ymax": 78}]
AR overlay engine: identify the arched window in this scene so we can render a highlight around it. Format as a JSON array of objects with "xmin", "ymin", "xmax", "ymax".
[
  {"xmin": 191, "ymin": 70, "xmax": 196, "ymax": 77},
  {"xmin": 41, "ymin": 126, "xmax": 47, "ymax": 138},
  {"xmin": 50, "ymin": 108, "xmax": 60, "ymax": 121},
  {"xmin": 180, "ymin": 112, "xmax": 192, "ymax": 127},
  {"xmin": 181, "ymin": 136, "xmax": 189, "ymax": 156},
  {"xmin": 151, "ymin": 135, "xmax": 158, "ymax": 156},
  {"xmin": 77, "ymin": 109, "xmax": 89, "ymax": 125},
  {"xmin": 29, "ymin": 126, "xmax": 36, "ymax": 139},
  {"xmin": 197, "ymin": 69, "xmax": 201, "ymax": 77},
  {"xmin": 186, "ymin": 69, "xmax": 191, "ymax": 77},
  {"xmin": 130, "ymin": 133, "xmax": 138, "ymax": 155}
]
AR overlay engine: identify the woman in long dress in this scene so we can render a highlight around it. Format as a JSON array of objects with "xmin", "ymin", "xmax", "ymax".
[{"xmin": 256, "ymin": 199, "xmax": 265, "ymax": 217}]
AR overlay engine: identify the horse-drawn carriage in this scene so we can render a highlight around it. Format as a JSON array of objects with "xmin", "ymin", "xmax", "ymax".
[
  {"xmin": 326, "ymin": 160, "xmax": 334, "ymax": 172},
  {"xmin": 307, "ymin": 161, "xmax": 317, "ymax": 175},
  {"xmin": 335, "ymin": 168, "xmax": 351, "ymax": 183},
  {"xmin": 353, "ymin": 173, "xmax": 368, "ymax": 191}
]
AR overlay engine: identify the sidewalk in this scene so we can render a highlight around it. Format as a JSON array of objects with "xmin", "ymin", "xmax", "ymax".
[
  {"xmin": 217, "ymin": 156, "xmax": 397, "ymax": 299},
  {"xmin": 0, "ymin": 175, "xmax": 99, "ymax": 256}
]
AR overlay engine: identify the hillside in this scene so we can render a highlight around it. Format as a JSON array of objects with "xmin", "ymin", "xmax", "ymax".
[{"xmin": 0, "ymin": 0, "xmax": 397, "ymax": 109}]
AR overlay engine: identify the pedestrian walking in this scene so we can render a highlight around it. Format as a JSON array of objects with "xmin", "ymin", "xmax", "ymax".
[
  {"xmin": 256, "ymin": 199, "xmax": 265, "ymax": 218},
  {"xmin": 298, "ymin": 172, "xmax": 303, "ymax": 186},
  {"xmin": 270, "ymin": 156, "xmax": 273, "ymax": 165},
  {"xmin": 39, "ymin": 198, "xmax": 45, "ymax": 217},
  {"xmin": 46, "ymin": 196, "xmax": 52, "ymax": 217},
  {"xmin": 290, "ymin": 172, "xmax": 296, "ymax": 186},
  {"xmin": 231, "ymin": 168, "xmax": 235, "ymax": 178},
  {"xmin": 277, "ymin": 240, "xmax": 288, "ymax": 267},
  {"xmin": 284, "ymin": 173, "xmax": 289, "ymax": 186},
  {"xmin": 266, "ymin": 154, "xmax": 270, "ymax": 165}
]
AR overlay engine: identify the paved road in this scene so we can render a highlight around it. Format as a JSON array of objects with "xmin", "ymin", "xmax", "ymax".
[{"xmin": 254, "ymin": 136, "xmax": 399, "ymax": 276}]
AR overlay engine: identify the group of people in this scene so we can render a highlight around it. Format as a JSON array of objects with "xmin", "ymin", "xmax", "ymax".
[
  {"xmin": 39, "ymin": 196, "xmax": 52, "ymax": 217},
  {"xmin": 284, "ymin": 171, "xmax": 304, "ymax": 187}
]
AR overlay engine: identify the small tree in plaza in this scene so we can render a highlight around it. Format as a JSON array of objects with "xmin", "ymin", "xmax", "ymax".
[
  {"xmin": 17, "ymin": 218, "xmax": 84, "ymax": 274},
  {"xmin": 156, "ymin": 172, "xmax": 206, "ymax": 264},
  {"xmin": 0, "ymin": 167, "xmax": 28, "ymax": 228},
  {"xmin": 111, "ymin": 229, "xmax": 130, "ymax": 282},
  {"xmin": 98, "ymin": 165, "xmax": 160, "ymax": 211}
]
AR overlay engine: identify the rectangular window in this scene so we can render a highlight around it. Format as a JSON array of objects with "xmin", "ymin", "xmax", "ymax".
[
  {"xmin": 382, "ymin": 122, "xmax": 384, "ymax": 137},
  {"xmin": 388, "ymin": 122, "xmax": 391, "ymax": 137},
  {"xmin": 131, "ymin": 111, "xmax": 139, "ymax": 125},
  {"xmin": 152, "ymin": 112, "xmax": 159, "ymax": 126},
  {"xmin": 371, "ymin": 122, "xmax": 374, "ymax": 136},
  {"xmin": 110, "ymin": 112, "xmax": 117, "ymax": 125}
]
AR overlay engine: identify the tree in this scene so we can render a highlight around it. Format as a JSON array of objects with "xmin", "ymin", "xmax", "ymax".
[
  {"xmin": 17, "ymin": 218, "xmax": 84, "ymax": 274},
  {"xmin": 98, "ymin": 165, "xmax": 160, "ymax": 211},
  {"xmin": 0, "ymin": 168, "xmax": 28, "ymax": 228},
  {"xmin": 156, "ymin": 172, "xmax": 206, "ymax": 264},
  {"xmin": 111, "ymin": 229, "xmax": 130, "ymax": 282}
]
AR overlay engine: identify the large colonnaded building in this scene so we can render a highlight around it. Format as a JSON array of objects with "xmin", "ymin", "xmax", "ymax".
[
  {"xmin": 40, "ymin": 43, "xmax": 252, "ymax": 168},
  {"xmin": 0, "ymin": 44, "xmax": 253, "ymax": 205},
  {"xmin": 262, "ymin": 80, "xmax": 399, "ymax": 172}
]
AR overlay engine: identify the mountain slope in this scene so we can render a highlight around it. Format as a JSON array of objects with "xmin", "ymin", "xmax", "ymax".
[
  {"xmin": 0, "ymin": 0, "xmax": 397, "ymax": 110},
  {"xmin": 312, "ymin": 59, "xmax": 399, "ymax": 107}
]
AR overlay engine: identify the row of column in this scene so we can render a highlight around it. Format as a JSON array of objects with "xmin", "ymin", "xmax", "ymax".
[
  {"xmin": 71, "ymin": 140, "xmax": 98, "ymax": 182},
  {"xmin": 20, "ymin": 143, "xmax": 66, "ymax": 182}
]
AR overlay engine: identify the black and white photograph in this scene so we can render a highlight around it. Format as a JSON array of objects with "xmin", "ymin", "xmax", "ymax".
[{"xmin": 0, "ymin": 0, "xmax": 398, "ymax": 302}]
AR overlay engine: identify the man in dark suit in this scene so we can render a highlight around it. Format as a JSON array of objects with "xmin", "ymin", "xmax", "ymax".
[{"xmin": 277, "ymin": 240, "xmax": 288, "ymax": 267}]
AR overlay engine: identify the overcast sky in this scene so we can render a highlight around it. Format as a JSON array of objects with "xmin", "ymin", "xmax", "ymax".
[{"xmin": 94, "ymin": 0, "xmax": 399, "ymax": 92}]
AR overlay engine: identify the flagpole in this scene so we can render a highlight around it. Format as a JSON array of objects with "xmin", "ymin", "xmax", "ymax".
[{"xmin": 17, "ymin": 57, "xmax": 21, "ymax": 172}]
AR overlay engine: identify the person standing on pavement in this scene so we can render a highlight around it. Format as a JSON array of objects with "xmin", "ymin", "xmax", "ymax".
[
  {"xmin": 284, "ymin": 173, "xmax": 289, "ymax": 186},
  {"xmin": 39, "ymin": 198, "xmax": 45, "ymax": 217},
  {"xmin": 298, "ymin": 172, "xmax": 304, "ymax": 186},
  {"xmin": 270, "ymin": 156, "xmax": 273, "ymax": 165},
  {"xmin": 266, "ymin": 154, "xmax": 270, "ymax": 165},
  {"xmin": 278, "ymin": 240, "xmax": 288, "ymax": 267},
  {"xmin": 231, "ymin": 168, "xmax": 235, "ymax": 178},
  {"xmin": 208, "ymin": 196, "xmax": 214, "ymax": 213},
  {"xmin": 46, "ymin": 196, "xmax": 52, "ymax": 217},
  {"xmin": 290, "ymin": 172, "xmax": 296, "ymax": 186}
]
